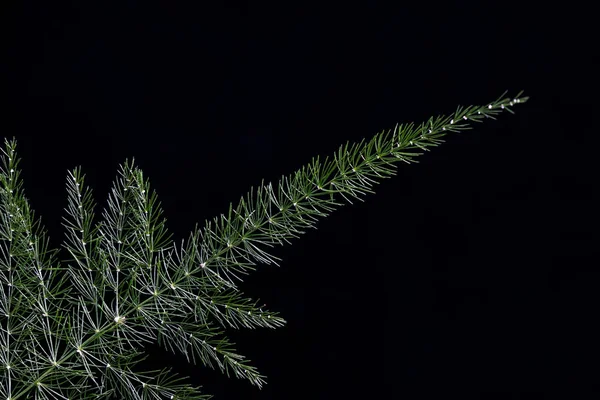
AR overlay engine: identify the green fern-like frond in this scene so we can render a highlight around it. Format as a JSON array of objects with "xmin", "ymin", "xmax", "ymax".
[{"xmin": 0, "ymin": 91, "xmax": 528, "ymax": 399}]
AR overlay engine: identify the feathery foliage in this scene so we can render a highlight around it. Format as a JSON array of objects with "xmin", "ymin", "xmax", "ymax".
[{"xmin": 0, "ymin": 91, "xmax": 528, "ymax": 399}]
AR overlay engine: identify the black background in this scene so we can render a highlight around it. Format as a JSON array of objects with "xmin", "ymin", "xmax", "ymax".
[{"xmin": 1, "ymin": 1, "xmax": 597, "ymax": 399}]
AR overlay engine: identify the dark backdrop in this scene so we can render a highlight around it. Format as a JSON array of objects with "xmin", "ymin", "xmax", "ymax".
[{"xmin": 1, "ymin": 1, "xmax": 596, "ymax": 399}]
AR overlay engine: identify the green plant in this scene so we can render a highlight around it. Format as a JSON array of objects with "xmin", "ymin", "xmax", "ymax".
[{"xmin": 0, "ymin": 91, "xmax": 528, "ymax": 399}]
